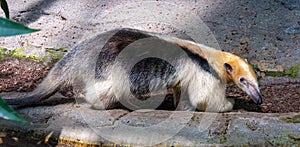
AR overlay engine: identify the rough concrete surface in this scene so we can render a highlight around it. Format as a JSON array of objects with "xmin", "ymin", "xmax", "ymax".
[
  {"xmin": 1, "ymin": 0, "xmax": 299, "ymax": 70},
  {"xmin": 0, "ymin": 98, "xmax": 299, "ymax": 146},
  {"xmin": 1, "ymin": 0, "xmax": 300, "ymax": 146}
]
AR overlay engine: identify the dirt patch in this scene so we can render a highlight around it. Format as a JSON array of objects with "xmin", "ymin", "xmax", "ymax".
[
  {"xmin": 0, "ymin": 58, "xmax": 299, "ymax": 113},
  {"xmin": 0, "ymin": 58, "xmax": 52, "ymax": 92},
  {"xmin": 229, "ymin": 84, "xmax": 300, "ymax": 113}
]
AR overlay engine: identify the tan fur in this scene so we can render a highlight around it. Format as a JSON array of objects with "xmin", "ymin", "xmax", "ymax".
[{"xmin": 149, "ymin": 35, "xmax": 259, "ymax": 111}]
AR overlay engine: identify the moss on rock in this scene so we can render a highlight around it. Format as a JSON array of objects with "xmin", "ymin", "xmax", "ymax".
[
  {"xmin": 284, "ymin": 64, "xmax": 300, "ymax": 77},
  {"xmin": 288, "ymin": 134, "xmax": 300, "ymax": 141},
  {"xmin": 0, "ymin": 46, "xmax": 66, "ymax": 64},
  {"xmin": 264, "ymin": 64, "xmax": 300, "ymax": 78},
  {"xmin": 45, "ymin": 48, "xmax": 66, "ymax": 63},
  {"xmin": 279, "ymin": 114, "xmax": 300, "ymax": 123}
]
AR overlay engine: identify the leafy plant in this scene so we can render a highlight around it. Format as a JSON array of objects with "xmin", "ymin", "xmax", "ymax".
[
  {"xmin": 0, "ymin": 98, "xmax": 28, "ymax": 123},
  {"xmin": 0, "ymin": 17, "xmax": 39, "ymax": 36},
  {"xmin": 0, "ymin": 0, "xmax": 9, "ymax": 18},
  {"xmin": 0, "ymin": 0, "xmax": 38, "ymax": 37},
  {"xmin": 0, "ymin": 0, "xmax": 39, "ymax": 123}
]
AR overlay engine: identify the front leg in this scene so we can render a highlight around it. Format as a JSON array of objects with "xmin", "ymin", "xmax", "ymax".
[
  {"xmin": 173, "ymin": 84, "xmax": 181, "ymax": 107},
  {"xmin": 173, "ymin": 86, "xmax": 195, "ymax": 111},
  {"xmin": 176, "ymin": 99, "xmax": 196, "ymax": 111},
  {"xmin": 221, "ymin": 98, "xmax": 235, "ymax": 112}
]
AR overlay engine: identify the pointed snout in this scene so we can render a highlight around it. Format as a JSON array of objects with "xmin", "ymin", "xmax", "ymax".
[
  {"xmin": 248, "ymin": 84, "xmax": 263, "ymax": 105},
  {"xmin": 239, "ymin": 78, "xmax": 263, "ymax": 105}
]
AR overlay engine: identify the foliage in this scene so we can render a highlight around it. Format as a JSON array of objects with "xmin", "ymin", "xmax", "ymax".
[
  {"xmin": 0, "ymin": 97, "xmax": 28, "ymax": 123},
  {"xmin": 0, "ymin": 0, "xmax": 39, "ymax": 123},
  {"xmin": 0, "ymin": 17, "xmax": 39, "ymax": 37},
  {"xmin": 0, "ymin": 0, "xmax": 9, "ymax": 18},
  {"xmin": 0, "ymin": 0, "xmax": 38, "ymax": 37}
]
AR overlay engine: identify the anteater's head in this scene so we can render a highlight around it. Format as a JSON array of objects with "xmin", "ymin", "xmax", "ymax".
[{"xmin": 221, "ymin": 52, "xmax": 262, "ymax": 105}]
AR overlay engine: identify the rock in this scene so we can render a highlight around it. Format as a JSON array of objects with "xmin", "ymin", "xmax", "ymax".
[{"xmin": 0, "ymin": 102, "xmax": 299, "ymax": 146}]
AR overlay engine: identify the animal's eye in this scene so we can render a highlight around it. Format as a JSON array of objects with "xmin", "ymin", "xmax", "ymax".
[{"xmin": 239, "ymin": 77, "xmax": 246, "ymax": 84}]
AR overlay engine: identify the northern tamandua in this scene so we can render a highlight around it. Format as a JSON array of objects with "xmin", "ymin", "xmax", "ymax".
[{"xmin": 3, "ymin": 28, "xmax": 262, "ymax": 112}]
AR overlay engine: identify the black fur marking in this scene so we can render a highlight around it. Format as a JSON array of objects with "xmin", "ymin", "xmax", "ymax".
[
  {"xmin": 95, "ymin": 29, "xmax": 152, "ymax": 79},
  {"xmin": 129, "ymin": 57, "xmax": 176, "ymax": 97},
  {"xmin": 95, "ymin": 29, "xmax": 220, "ymax": 98},
  {"xmin": 181, "ymin": 47, "xmax": 211, "ymax": 73}
]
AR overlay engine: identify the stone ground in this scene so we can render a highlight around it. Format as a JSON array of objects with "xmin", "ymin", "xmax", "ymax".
[
  {"xmin": 0, "ymin": 103, "xmax": 300, "ymax": 146},
  {"xmin": 0, "ymin": 0, "xmax": 300, "ymax": 146}
]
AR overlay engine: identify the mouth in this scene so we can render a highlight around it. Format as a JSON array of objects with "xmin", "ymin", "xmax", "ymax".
[{"xmin": 248, "ymin": 84, "xmax": 263, "ymax": 105}]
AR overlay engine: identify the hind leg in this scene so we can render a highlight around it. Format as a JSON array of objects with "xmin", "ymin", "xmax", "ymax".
[{"xmin": 84, "ymin": 80, "xmax": 117, "ymax": 110}]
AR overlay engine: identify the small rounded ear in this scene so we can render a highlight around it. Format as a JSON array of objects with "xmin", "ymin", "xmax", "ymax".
[{"xmin": 224, "ymin": 63, "xmax": 233, "ymax": 73}]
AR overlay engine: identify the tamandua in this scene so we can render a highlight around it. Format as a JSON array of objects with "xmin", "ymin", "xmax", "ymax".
[{"xmin": 4, "ymin": 28, "xmax": 262, "ymax": 112}]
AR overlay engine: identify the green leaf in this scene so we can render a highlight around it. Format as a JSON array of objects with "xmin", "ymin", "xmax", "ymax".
[
  {"xmin": 0, "ymin": 17, "xmax": 39, "ymax": 37},
  {"xmin": 0, "ymin": 96, "xmax": 28, "ymax": 123},
  {"xmin": 0, "ymin": 0, "xmax": 9, "ymax": 18}
]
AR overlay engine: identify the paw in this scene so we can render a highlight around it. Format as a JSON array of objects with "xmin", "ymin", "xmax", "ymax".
[
  {"xmin": 91, "ymin": 102, "xmax": 108, "ymax": 110},
  {"xmin": 221, "ymin": 98, "xmax": 235, "ymax": 112},
  {"xmin": 176, "ymin": 100, "xmax": 195, "ymax": 111}
]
